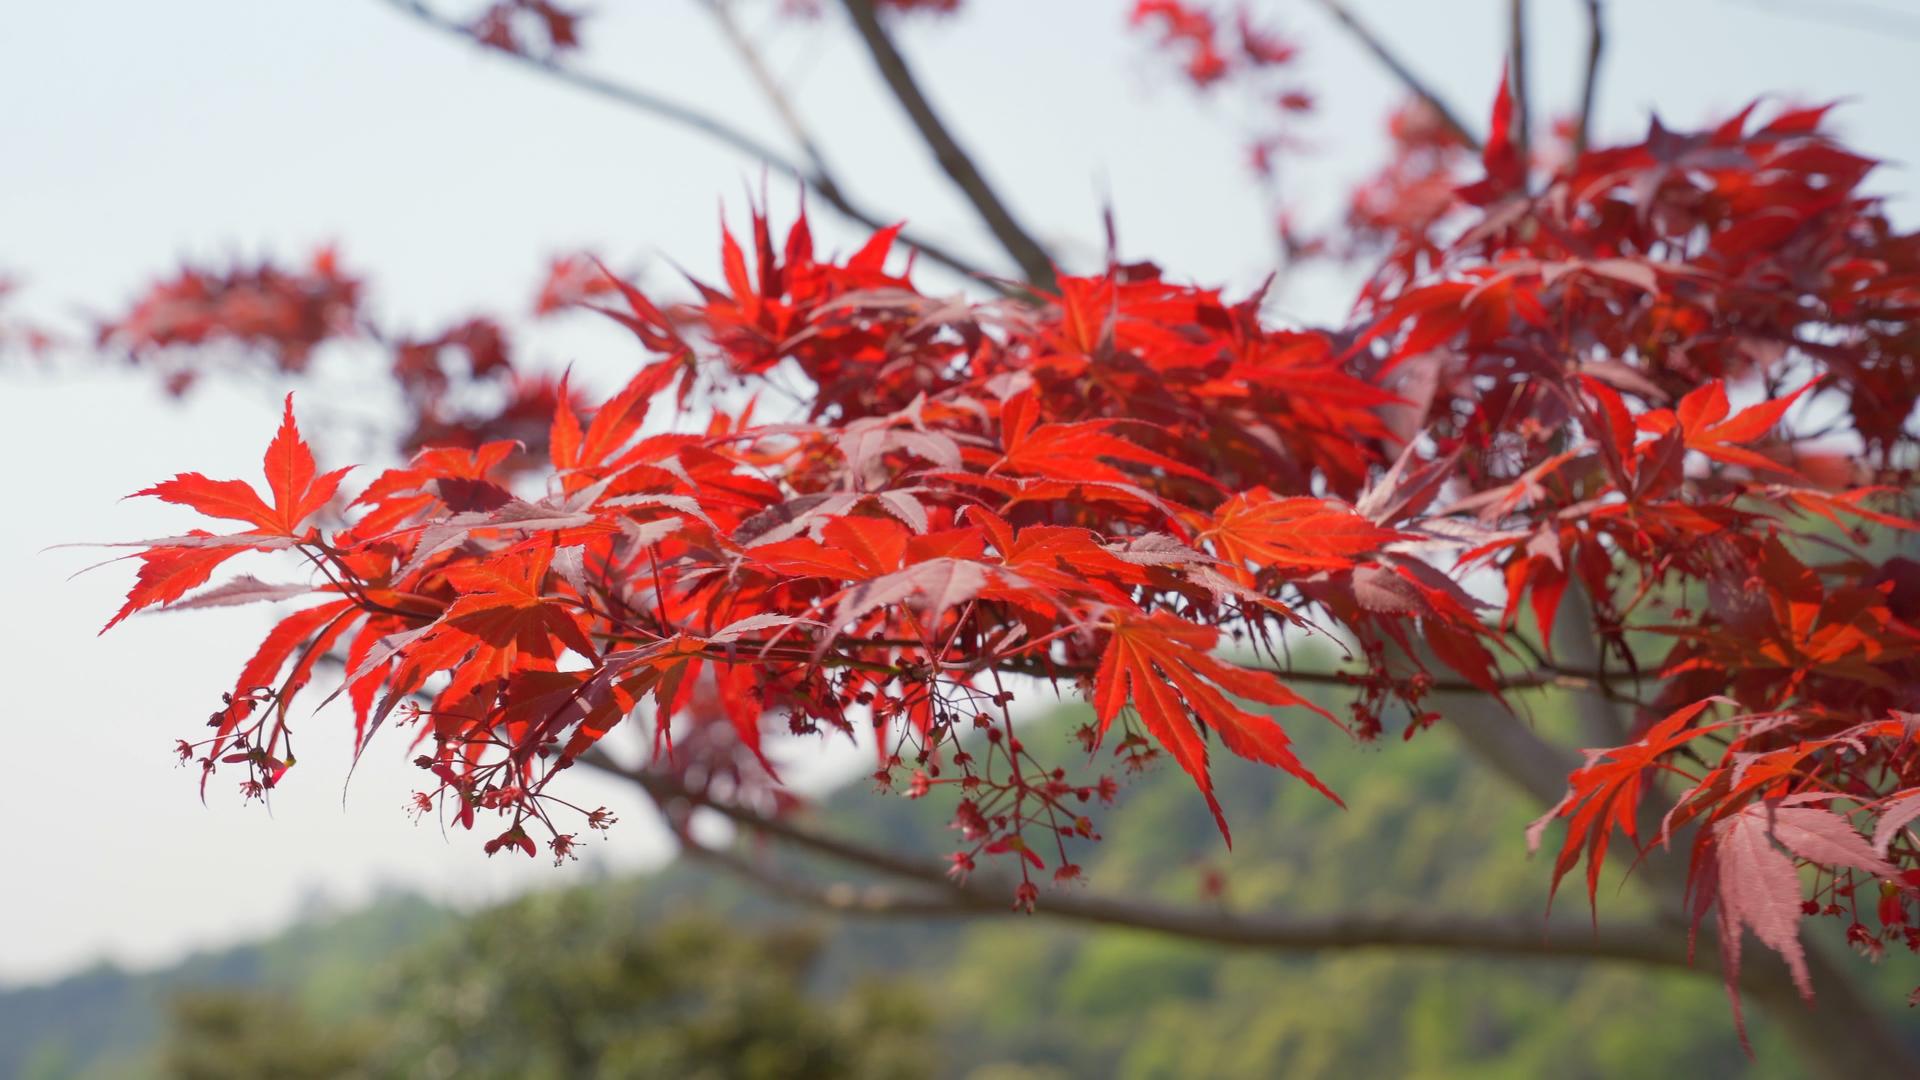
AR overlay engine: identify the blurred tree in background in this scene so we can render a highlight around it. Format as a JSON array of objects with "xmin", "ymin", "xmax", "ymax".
[
  {"xmin": 162, "ymin": 992, "xmax": 380, "ymax": 1080},
  {"xmin": 154, "ymin": 898, "xmax": 928, "ymax": 1080},
  {"xmin": 8, "ymin": 704, "xmax": 1860, "ymax": 1079},
  {"xmin": 375, "ymin": 896, "xmax": 928, "ymax": 1079}
]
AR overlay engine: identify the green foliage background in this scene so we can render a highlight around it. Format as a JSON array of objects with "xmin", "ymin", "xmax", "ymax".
[{"xmin": 9, "ymin": 698, "xmax": 1918, "ymax": 1078}]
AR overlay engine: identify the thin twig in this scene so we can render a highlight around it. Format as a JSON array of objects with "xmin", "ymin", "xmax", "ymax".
[
  {"xmin": 837, "ymin": 0, "xmax": 1058, "ymax": 290},
  {"xmin": 681, "ymin": 841, "xmax": 968, "ymax": 916},
  {"xmin": 1574, "ymin": 0, "xmax": 1604, "ymax": 154},
  {"xmin": 1307, "ymin": 0, "xmax": 1483, "ymax": 153},
  {"xmin": 374, "ymin": 0, "xmax": 996, "ymax": 287},
  {"xmin": 1508, "ymin": 0, "xmax": 1531, "ymax": 163},
  {"xmin": 700, "ymin": 0, "xmax": 839, "ymax": 189},
  {"xmin": 984, "ymin": 652, "xmax": 1640, "ymax": 703}
]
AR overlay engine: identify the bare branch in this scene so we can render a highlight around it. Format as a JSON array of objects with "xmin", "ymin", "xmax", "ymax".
[
  {"xmin": 1507, "ymin": 0, "xmax": 1531, "ymax": 163},
  {"xmin": 596, "ymin": 754, "xmax": 1699, "ymax": 970},
  {"xmin": 599, "ymin": 756, "xmax": 960, "ymax": 892},
  {"xmin": 590, "ymin": 713, "xmax": 1919, "ymax": 1072},
  {"xmin": 684, "ymin": 837, "xmax": 1715, "ymax": 965},
  {"xmin": 374, "ymin": 0, "xmax": 997, "ymax": 286},
  {"xmin": 1574, "ymin": 0, "xmax": 1604, "ymax": 154},
  {"xmin": 1307, "ymin": 0, "xmax": 1482, "ymax": 153},
  {"xmin": 681, "ymin": 841, "xmax": 969, "ymax": 916},
  {"xmin": 680, "ymin": 633, "xmax": 1651, "ymax": 707},
  {"xmin": 1424, "ymin": 682, "xmax": 1584, "ymax": 809},
  {"xmin": 1551, "ymin": 581, "xmax": 1632, "ymax": 746},
  {"xmin": 980, "ymin": 652, "xmax": 1641, "ymax": 704},
  {"xmin": 837, "ymin": 0, "xmax": 1059, "ymax": 290},
  {"xmin": 617, "ymin": 754, "xmax": 1913, "ymax": 1050}
]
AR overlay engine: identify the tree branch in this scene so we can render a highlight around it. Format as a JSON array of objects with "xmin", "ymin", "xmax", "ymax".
[
  {"xmin": 594, "ymin": 754, "xmax": 960, "ymax": 892},
  {"xmin": 837, "ymin": 0, "xmax": 1058, "ymax": 291},
  {"xmin": 1307, "ymin": 0, "xmax": 1482, "ymax": 153},
  {"xmin": 1574, "ymin": 0, "xmax": 1604, "ymax": 154},
  {"xmin": 594, "ymin": 754, "xmax": 1703, "ymax": 971},
  {"xmin": 681, "ymin": 841, "xmax": 969, "ymax": 916},
  {"xmin": 1550, "ymin": 581, "xmax": 1632, "ymax": 746},
  {"xmin": 1507, "ymin": 0, "xmax": 1531, "ymax": 163},
  {"xmin": 1422, "ymin": 676, "xmax": 1584, "ymax": 808},
  {"xmin": 981, "ymin": 652, "xmax": 1639, "ymax": 704},
  {"xmin": 589, "ymin": 717, "xmax": 1920, "ymax": 1074},
  {"xmin": 683, "ymin": 836, "xmax": 1721, "ymax": 965},
  {"xmin": 712, "ymin": 634, "xmax": 1639, "ymax": 702},
  {"xmin": 374, "ymin": 0, "xmax": 998, "ymax": 287},
  {"xmin": 610, "ymin": 754, "xmax": 1912, "ymax": 1044}
]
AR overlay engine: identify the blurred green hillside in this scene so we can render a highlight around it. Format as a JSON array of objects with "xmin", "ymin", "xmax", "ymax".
[{"xmin": 9, "ymin": 700, "xmax": 1917, "ymax": 1078}]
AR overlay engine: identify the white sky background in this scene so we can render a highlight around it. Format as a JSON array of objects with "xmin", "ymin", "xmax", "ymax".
[{"xmin": 2, "ymin": 0, "xmax": 1917, "ymax": 986}]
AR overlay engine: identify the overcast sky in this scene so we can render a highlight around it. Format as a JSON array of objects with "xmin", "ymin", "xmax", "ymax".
[{"xmin": 3, "ymin": 0, "xmax": 1917, "ymax": 986}]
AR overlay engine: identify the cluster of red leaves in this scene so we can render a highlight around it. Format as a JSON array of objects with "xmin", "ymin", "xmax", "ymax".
[
  {"xmin": 102, "ymin": 203, "xmax": 1413, "ymax": 898},
  {"xmin": 387, "ymin": 314, "xmax": 577, "ymax": 464},
  {"xmin": 466, "ymin": 0, "xmax": 585, "ymax": 57},
  {"xmin": 1349, "ymin": 77, "xmax": 1920, "ymax": 1028},
  {"xmin": 1128, "ymin": 1, "xmax": 1297, "ymax": 88},
  {"xmin": 97, "ymin": 251, "xmax": 591, "ymax": 467},
  {"xmin": 96, "ymin": 249, "xmax": 362, "ymax": 395},
  {"xmin": 1127, "ymin": 0, "xmax": 1313, "ymax": 199},
  {"xmin": 97, "ymin": 72, "xmax": 1920, "ymax": 1017},
  {"xmin": 1339, "ymin": 99, "xmax": 1476, "ymax": 271},
  {"xmin": 532, "ymin": 253, "xmax": 622, "ymax": 315}
]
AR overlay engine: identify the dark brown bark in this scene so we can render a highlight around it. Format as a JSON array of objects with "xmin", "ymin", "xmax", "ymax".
[
  {"xmin": 376, "ymin": 0, "xmax": 997, "ymax": 287},
  {"xmin": 837, "ymin": 0, "xmax": 1058, "ymax": 290}
]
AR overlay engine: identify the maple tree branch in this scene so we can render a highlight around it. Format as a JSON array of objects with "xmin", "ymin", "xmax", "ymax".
[
  {"xmin": 373, "ymin": 0, "xmax": 997, "ymax": 287},
  {"xmin": 682, "ymin": 830, "xmax": 1920, "ymax": 1078},
  {"xmin": 836, "ymin": 0, "xmax": 1059, "ymax": 291},
  {"xmin": 1306, "ymin": 0, "xmax": 1482, "ymax": 152},
  {"xmin": 577, "ymin": 623, "xmax": 1637, "ymax": 699},
  {"xmin": 1437, "ymin": 692, "xmax": 1584, "ymax": 808},
  {"xmin": 752, "ymin": 637, "xmax": 1645, "ymax": 706},
  {"xmin": 604, "ymin": 754, "xmax": 1913, "ymax": 1031},
  {"xmin": 679, "ymin": 841, "xmax": 969, "ymax": 916},
  {"xmin": 1574, "ymin": 0, "xmax": 1604, "ymax": 154},
  {"xmin": 984, "ymin": 652, "xmax": 1633, "ymax": 702},
  {"xmin": 1551, "ymin": 582, "xmax": 1633, "ymax": 746},
  {"xmin": 606, "ymin": 751, "xmax": 1920, "ymax": 1076},
  {"xmin": 681, "ymin": 836, "xmax": 1719, "ymax": 965},
  {"xmin": 594, "ymin": 753, "xmax": 1699, "ymax": 968},
  {"xmin": 1507, "ymin": 0, "xmax": 1531, "ymax": 163}
]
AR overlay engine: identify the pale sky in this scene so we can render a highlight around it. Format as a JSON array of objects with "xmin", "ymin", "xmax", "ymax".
[{"xmin": 3, "ymin": 0, "xmax": 1917, "ymax": 986}]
